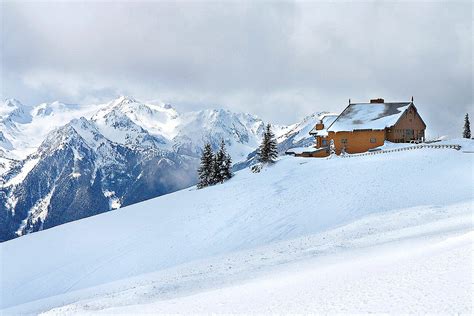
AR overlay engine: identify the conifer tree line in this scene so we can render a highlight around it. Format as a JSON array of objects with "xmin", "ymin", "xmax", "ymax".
[
  {"xmin": 463, "ymin": 113, "xmax": 471, "ymax": 139},
  {"xmin": 197, "ymin": 140, "xmax": 233, "ymax": 189},
  {"xmin": 258, "ymin": 123, "xmax": 278, "ymax": 164}
]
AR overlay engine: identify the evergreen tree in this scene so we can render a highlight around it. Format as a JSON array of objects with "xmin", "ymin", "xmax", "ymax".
[
  {"xmin": 211, "ymin": 153, "xmax": 221, "ymax": 185},
  {"xmin": 258, "ymin": 123, "xmax": 278, "ymax": 163},
  {"xmin": 222, "ymin": 152, "xmax": 233, "ymax": 181},
  {"xmin": 463, "ymin": 113, "xmax": 471, "ymax": 139},
  {"xmin": 216, "ymin": 139, "xmax": 233, "ymax": 183},
  {"xmin": 197, "ymin": 142, "xmax": 214, "ymax": 188}
]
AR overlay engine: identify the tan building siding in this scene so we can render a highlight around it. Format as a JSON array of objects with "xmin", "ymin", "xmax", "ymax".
[
  {"xmin": 386, "ymin": 105, "xmax": 426, "ymax": 143},
  {"xmin": 326, "ymin": 130, "xmax": 385, "ymax": 154}
]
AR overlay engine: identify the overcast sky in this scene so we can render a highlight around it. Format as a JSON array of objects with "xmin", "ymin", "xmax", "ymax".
[{"xmin": 1, "ymin": 1, "xmax": 472, "ymax": 137}]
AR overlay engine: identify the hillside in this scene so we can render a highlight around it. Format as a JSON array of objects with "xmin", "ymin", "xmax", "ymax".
[{"xmin": 1, "ymin": 140, "xmax": 472, "ymax": 314}]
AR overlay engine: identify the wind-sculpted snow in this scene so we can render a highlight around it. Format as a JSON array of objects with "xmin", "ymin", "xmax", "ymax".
[{"xmin": 0, "ymin": 145, "xmax": 472, "ymax": 313}]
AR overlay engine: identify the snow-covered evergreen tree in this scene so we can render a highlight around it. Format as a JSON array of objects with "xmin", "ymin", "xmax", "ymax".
[
  {"xmin": 211, "ymin": 153, "xmax": 220, "ymax": 185},
  {"xmin": 201, "ymin": 140, "xmax": 233, "ymax": 187},
  {"xmin": 258, "ymin": 123, "xmax": 278, "ymax": 163},
  {"xmin": 197, "ymin": 142, "xmax": 214, "ymax": 188},
  {"xmin": 463, "ymin": 113, "xmax": 471, "ymax": 139},
  {"xmin": 222, "ymin": 151, "xmax": 233, "ymax": 181},
  {"xmin": 215, "ymin": 139, "xmax": 232, "ymax": 182},
  {"xmin": 213, "ymin": 140, "xmax": 226, "ymax": 184}
]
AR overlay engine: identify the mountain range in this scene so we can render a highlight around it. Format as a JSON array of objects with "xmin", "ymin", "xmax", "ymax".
[{"xmin": 0, "ymin": 96, "xmax": 327, "ymax": 241}]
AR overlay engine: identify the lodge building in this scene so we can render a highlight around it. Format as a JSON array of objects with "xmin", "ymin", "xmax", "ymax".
[{"xmin": 306, "ymin": 98, "xmax": 426, "ymax": 157}]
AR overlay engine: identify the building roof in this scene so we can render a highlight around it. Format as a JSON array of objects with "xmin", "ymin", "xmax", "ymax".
[
  {"xmin": 326, "ymin": 102, "xmax": 412, "ymax": 132},
  {"xmin": 309, "ymin": 113, "xmax": 339, "ymax": 136}
]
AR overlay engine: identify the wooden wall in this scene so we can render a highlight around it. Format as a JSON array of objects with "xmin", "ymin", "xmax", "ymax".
[
  {"xmin": 386, "ymin": 105, "xmax": 426, "ymax": 143},
  {"xmin": 325, "ymin": 130, "xmax": 386, "ymax": 154}
]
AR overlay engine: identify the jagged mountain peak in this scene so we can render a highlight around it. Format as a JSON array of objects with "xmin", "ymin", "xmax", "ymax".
[
  {"xmin": 93, "ymin": 96, "xmax": 180, "ymax": 140},
  {"xmin": 3, "ymin": 98, "xmax": 25, "ymax": 108},
  {"xmin": 32, "ymin": 101, "xmax": 76, "ymax": 117},
  {"xmin": 172, "ymin": 109, "xmax": 265, "ymax": 160},
  {"xmin": 0, "ymin": 99, "xmax": 32, "ymax": 125},
  {"xmin": 38, "ymin": 117, "xmax": 107, "ymax": 154},
  {"xmin": 117, "ymin": 95, "xmax": 135, "ymax": 102},
  {"xmin": 106, "ymin": 96, "xmax": 176, "ymax": 114},
  {"xmin": 92, "ymin": 108, "xmax": 168, "ymax": 149},
  {"xmin": 110, "ymin": 95, "xmax": 138, "ymax": 107},
  {"xmin": 69, "ymin": 116, "xmax": 95, "ymax": 130}
]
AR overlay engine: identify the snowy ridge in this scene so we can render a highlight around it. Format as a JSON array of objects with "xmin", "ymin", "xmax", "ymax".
[
  {"xmin": 0, "ymin": 96, "xmax": 271, "ymax": 162},
  {"xmin": 277, "ymin": 112, "xmax": 337, "ymax": 144},
  {"xmin": 92, "ymin": 96, "xmax": 179, "ymax": 143},
  {"xmin": 173, "ymin": 109, "xmax": 265, "ymax": 161},
  {"xmin": 0, "ymin": 99, "xmax": 98, "ymax": 159}
]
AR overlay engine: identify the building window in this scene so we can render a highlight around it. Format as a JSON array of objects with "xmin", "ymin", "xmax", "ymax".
[
  {"xmin": 406, "ymin": 129, "xmax": 414, "ymax": 136},
  {"xmin": 370, "ymin": 138, "xmax": 376, "ymax": 143},
  {"xmin": 341, "ymin": 139, "xmax": 348, "ymax": 144},
  {"xmin": 322, "ymin": 139, "xmax": 327, "ymax": 146}
]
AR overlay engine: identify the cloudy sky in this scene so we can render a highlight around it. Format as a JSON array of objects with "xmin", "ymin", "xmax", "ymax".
[{"xmin": 1, "ymin": 1, "xmax": 472, "ymax": 136}]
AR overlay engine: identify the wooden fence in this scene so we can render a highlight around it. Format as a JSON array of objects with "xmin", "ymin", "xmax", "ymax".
[{"xmin": 335, "ymin": 144, "xmax": 461, "ymax": 159}]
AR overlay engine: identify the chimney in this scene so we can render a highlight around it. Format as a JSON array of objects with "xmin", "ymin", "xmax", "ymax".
[{"xmin": 370, "ymin": 98, "xmax": 385, "ymax": 104}]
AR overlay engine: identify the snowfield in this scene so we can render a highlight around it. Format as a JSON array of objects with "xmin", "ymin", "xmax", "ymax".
[{"xmin": 1, "ymin": 141, "xmax": 473, "ymax": 314}]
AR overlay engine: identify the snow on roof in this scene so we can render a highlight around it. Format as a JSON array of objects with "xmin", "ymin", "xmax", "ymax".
[
  {"xmin": 309, "ymin": 113, "xmax": 339, "ymax": 136},
  {"xmin": 327, "ymin": 102, "xmax": 412, "ymax": 132},
  {"xmin": 286, "ymin": 147, "xmax": 316, "ymax": 154},
  {"xmin": 285, "ymin": 146, "xmax": 327, "ymax": 155}
]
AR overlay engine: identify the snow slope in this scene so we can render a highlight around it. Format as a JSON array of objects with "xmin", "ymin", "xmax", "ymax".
[
  {"xmin": 1, "ymin": 141, "xmax": 473, "ymax": 314},
  {"xmin": 54, "ymin": 215, "xmax": 471, "ymax": 314}
]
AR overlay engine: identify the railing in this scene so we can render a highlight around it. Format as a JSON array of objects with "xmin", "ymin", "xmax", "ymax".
[{"xmin": 335, "ymin": 144, "xmax": 461, "ymax": 159}]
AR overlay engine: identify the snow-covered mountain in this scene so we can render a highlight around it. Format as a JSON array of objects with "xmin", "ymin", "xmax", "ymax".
[
  {"xmin": 1, "ymin": 116, "xmax": 198, "ymax": 240},
  {"xmin": 0, "ymin": 96, "xmax": 318, "ymax": 241},
  {"xmin": 0, "ymin": 99, "xmax": 98, "ymax": 159},
  {"xmin": 1, "ymin": 139, "xmax": 472, "ymax": 314}
]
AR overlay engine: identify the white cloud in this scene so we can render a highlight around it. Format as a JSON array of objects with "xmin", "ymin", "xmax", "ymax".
[{"xmin": 1, "ymin": 1, "xmax": 472, "ymax": 136}]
